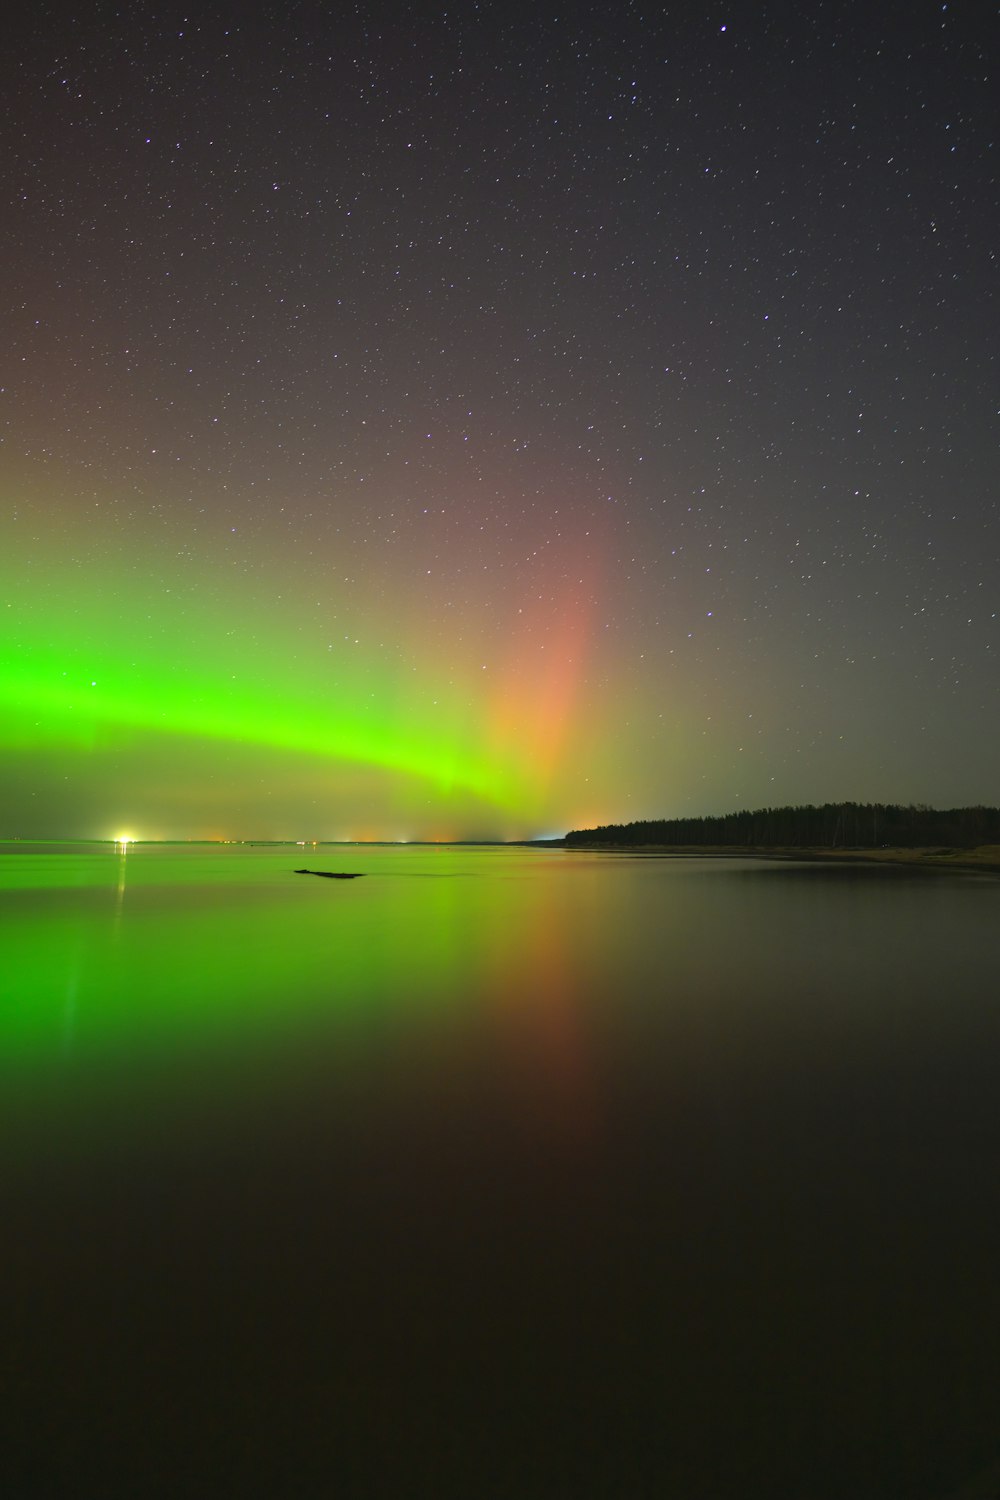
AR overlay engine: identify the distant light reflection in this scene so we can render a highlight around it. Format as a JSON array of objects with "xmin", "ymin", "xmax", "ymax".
[{"xmin": 115, "ymin": 835, "xmax": 131, "ymax": 917}]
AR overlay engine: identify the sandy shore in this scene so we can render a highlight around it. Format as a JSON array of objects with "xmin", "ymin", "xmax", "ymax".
[{"xmin": 565, "ymin": 843, "xmax": 1000, "ymax": 873}]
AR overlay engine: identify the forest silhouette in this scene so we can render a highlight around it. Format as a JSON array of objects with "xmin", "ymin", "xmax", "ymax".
[{"xmin": 565, "ymin": 803, "xmax": 1000, "ymax": 850}]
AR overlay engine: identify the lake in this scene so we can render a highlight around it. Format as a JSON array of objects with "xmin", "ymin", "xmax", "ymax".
[{"xmin": 2, "ymin": 842, "xmax": 999, "ymax": 1498}]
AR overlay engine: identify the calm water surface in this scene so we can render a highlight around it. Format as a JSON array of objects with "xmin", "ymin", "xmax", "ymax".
[{"xmin": 2, "ymin": 842, "xmax": 999, "ymax": 1498}]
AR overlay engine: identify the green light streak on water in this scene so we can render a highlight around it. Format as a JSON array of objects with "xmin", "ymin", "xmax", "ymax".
[{"xmin": 0, "ymin": 844, "xmax": 477, "ymax": 1065}]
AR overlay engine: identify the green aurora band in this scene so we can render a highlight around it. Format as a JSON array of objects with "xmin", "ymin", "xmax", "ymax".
[{"xmin": 2, "ymin": 493, "xmax": 607, "ymax": 834}]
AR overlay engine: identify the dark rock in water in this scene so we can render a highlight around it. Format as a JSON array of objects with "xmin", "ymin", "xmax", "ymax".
[{"xmin": 294, "ymin": 869, "xmax": 364, "ymax": 879}]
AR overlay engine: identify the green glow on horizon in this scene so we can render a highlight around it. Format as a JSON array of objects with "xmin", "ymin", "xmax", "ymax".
[
  {"xmin": 1, "ymin": 479, "xmax": 704, "ymax": 838},
  {"xmin": 0, "ymin": 509, "xmax": 584, "ymax": 823},
  {"xmin": 2, "ymin": 633, "xmax": 528, "ymax": 810}
]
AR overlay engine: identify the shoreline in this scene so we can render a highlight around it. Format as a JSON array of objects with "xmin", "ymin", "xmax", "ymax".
[{"xmin": 562, "ymin": 844, "xmax": 1000, "ymax": 874}]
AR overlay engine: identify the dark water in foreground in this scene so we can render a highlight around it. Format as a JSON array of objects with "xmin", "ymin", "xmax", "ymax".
[{"xmin": 2, "ymin": 843, "xmax": 999, "ymax": 1498}]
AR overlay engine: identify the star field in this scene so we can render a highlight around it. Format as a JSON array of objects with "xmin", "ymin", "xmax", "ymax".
[{"xmin": 2, "ymin": 0, "xmax": 997, "ymax": 838}]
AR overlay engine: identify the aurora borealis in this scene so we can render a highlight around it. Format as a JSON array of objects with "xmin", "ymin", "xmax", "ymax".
[{"xmin": 3, "ymin": 2, "xmax": 997, "ymax": 840}]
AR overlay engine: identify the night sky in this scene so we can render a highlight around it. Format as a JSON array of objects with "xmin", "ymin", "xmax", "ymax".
[{"xmin": 3, "ymin": 0, "xmax": 997, "ymax": 840}]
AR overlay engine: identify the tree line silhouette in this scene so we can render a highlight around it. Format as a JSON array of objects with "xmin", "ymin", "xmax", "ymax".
[{"xmin": 565, "ymin": 803, "xmax": 1000, "ymax": 850}]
